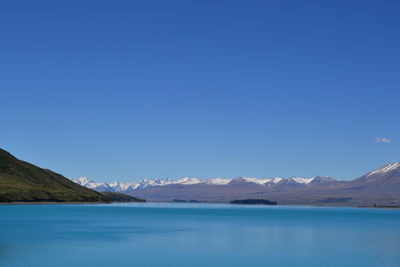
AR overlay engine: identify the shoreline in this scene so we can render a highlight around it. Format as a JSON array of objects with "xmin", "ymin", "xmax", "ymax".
[
  {"xmin": 0, "ymin": 201, "xmax": 110, "ymax": 205},
  {"xmin": 1, "ymin": 201, "xmax": 399, "ymax": 209}
]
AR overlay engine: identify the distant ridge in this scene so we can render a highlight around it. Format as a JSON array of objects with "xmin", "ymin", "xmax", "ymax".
[
  {"xmin": 73, "ymin": 175, "xmax": 321, "ymax": 193},
  {"xmin": 74, "ymin": 162, "xmax": 400, "ymax": 206}
]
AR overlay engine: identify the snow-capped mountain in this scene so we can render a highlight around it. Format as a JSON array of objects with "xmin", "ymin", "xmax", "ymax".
[
  {"xmin": 205, "ymin": 178, "xmax": 230, "ymax": 185},
  {"xmin": 365, "ymin": 162, "xmax": 400, "ymax": 178},
  {"xmin": 72, "ymin": 162, "xmax": 400, "ymax": 206},
  {"xmin": 74, "ymin": 177, "xmax": 116, "ymax": 192},
  {"xmin": 347, "ymin": 162, "xmax": 400, "ymax": 190},
  {"xmin": 73, "ymin": 176, "xmax": 219, "ymax": 192},
  {"xmin": 73, "ymin": 175, "xmax": 338, "ymax": 195}
]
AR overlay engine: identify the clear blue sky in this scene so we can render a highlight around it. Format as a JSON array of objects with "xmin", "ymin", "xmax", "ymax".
[{"xmin": 1, "ymin": 0, "xmax": 399, "ymax": 182}]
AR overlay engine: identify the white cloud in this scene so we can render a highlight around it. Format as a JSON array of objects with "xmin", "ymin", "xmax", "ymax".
[{"xmin": 374, "ymin": 137, "xmax": 391, "ymax": 143}]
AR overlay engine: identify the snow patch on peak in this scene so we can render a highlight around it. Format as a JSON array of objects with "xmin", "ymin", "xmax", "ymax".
[
  {"xmin": 75, "ymin": 177, "xmax": 93, "ymax": 184},
  {"xmin": 290, "ymin": 177, "xmax": 313, "ymax": 184},
  {"xmin": 271, "ymin": 177, "xmax": 283, "ymax": 184},
  {"xmin": 175, "ymin": 177, "xmax": 202, "ymax": 185},
  {"xmin": 137, "ymin": 178, "xmax": 171, "ymax": 188},
  {"xmin": 205, "ymin": 178, "xmax": 231, "ymax": 185},
  {"xmin": 255, "ymin": 178, "xmax": 273, "ymax": 184},
  {"xmin": 367, "ymin": 162, "xmax": 400, "ymax": 177},
  {"xmin": 309, "ymin": 176, "xmax": 336, "ymax": 184},
  {"xmin": 73, "ymin": 177, "xmax": 114, "ymax": 192},
  {"xmin": 229, "ymin": 177, "xmax": 271, "ymax": 185}
]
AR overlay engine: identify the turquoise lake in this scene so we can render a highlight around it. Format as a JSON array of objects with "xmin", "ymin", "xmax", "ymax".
[{"xmin": 1, "ymin": 203, "xmax": 399, "ymax": 267}]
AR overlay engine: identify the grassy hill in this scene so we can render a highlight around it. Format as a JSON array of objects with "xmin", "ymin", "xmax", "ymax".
[{"xmin": 0, "ymin": 148, "xmax": 115, "ymax": 202}]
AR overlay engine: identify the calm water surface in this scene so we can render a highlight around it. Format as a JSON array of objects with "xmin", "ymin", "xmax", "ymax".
[{"xmin": 1, "ymin": 203, "xmax": 399, "ymax": 267}]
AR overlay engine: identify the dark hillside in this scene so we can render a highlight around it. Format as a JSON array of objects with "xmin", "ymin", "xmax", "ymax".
[{"xmin": 0, "ymin": 149, "xmax": 107, "ymax": 202}]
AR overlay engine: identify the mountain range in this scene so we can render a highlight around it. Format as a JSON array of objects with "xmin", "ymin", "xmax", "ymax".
[
  {"xmin": 1, "ymin": 146, "xmax": 398, "ymax": 206},
  {"xmin": 74, "ymin": 162, "xmax": 400, "ymax": 206}
]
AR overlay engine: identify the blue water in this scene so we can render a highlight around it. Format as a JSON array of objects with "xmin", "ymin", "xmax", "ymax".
[{"xmin": 1, "ymin": 203, "xmax": 400, "ymax": 267}]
